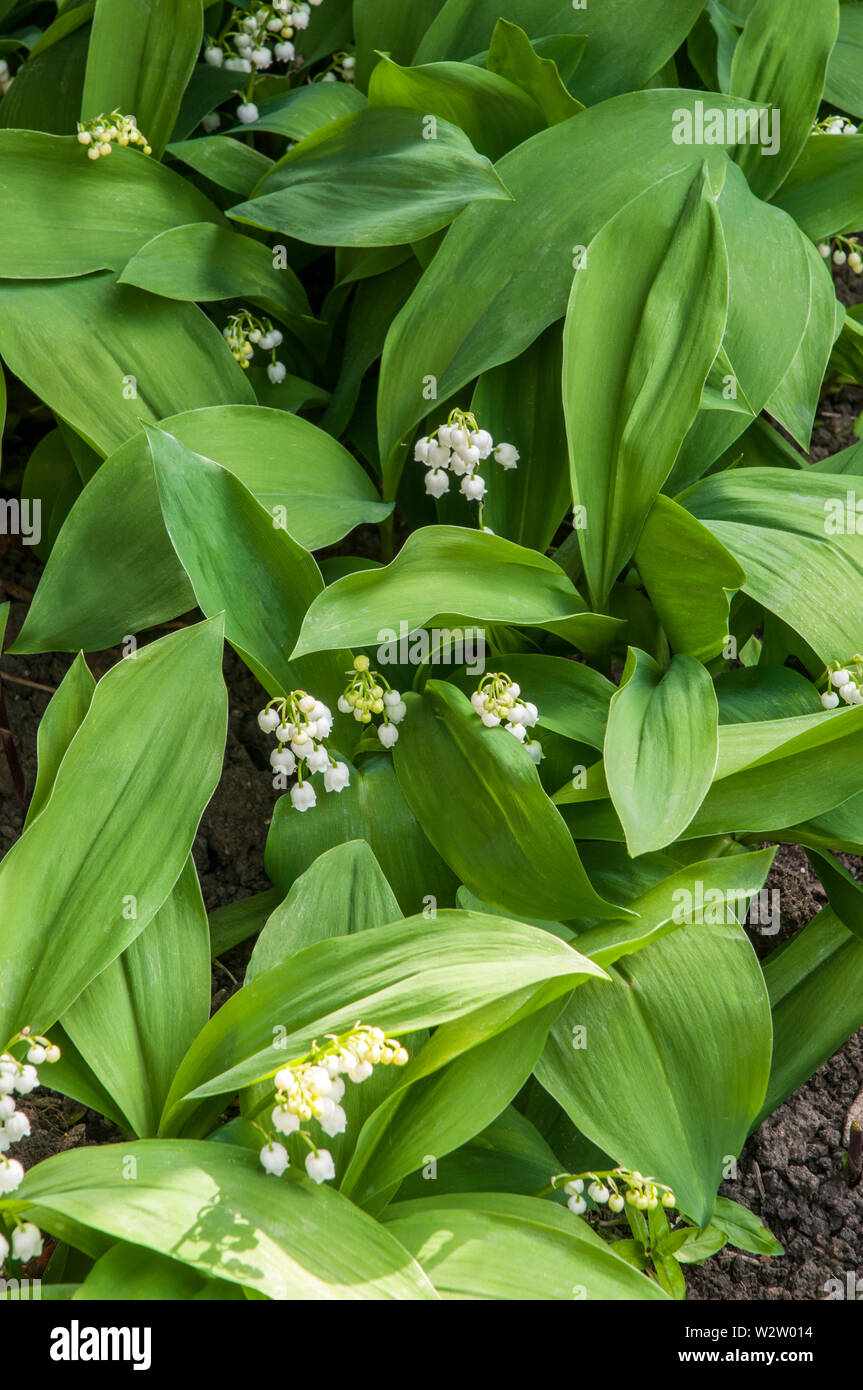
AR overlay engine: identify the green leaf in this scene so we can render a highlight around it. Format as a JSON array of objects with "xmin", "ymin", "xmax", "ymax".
[
  {"xmin": 9, "ymin": 1141, "xmax": 437, "ymax": 1300},
  {"xmin": 228, "ymin": 107, "xmax": 512, "ymax": 247},
  {"xmin": 62, "ymin": 858, "xmax": 211, "ymax": 1137},
  {"xmin": 247, "ymin": 841, "xmax": 402, "ymax": 979},
  {"xmin": 377, "ymin": 92, "xmax": 801, "ymax": 502},
  {"xmin": 209, "ymin": 887, "xmax": 283, "ymax": 958},
  {"xmin": 12, "ymin": 406, "xmax": 389, "ymax": 654},
  {"xmin": 824, "ymin": 0, "xmax": 863, "ymax": 118},
  {"xmin": 264, "ymin": 754, "xmax": 459, "ymax": 919},
  {"xmin": 165, "ymin": 135, "xmax": 274, "ymax": 197},
  {"xmin": 237, "ymin": 81, "xmax": 367, "ymax": 139},
  {"xmin": 161, "ymin": 911, "xmax": 608, "ymax": 1133},
  {"xmin": 75, "ymin": 1243, "xmax": 244, "ymax": 1300},
  {"xmin": 118, "ymin": 222, "xmax": 311, "ymax": 329},
  {"xmin": 395, "ymin": 1106, "xmax": 563, "ymax": 1201},
  {"xmin": 805, "ymin": 848, "xmax": 863, "ymax": 939},
  {"xmin": 681, "ymin": 468, "xmax": 863, "ymax": 661},
  {"xmin": 291, "ymin": 526, "xmax": 616, "ymax": 658},
  {"xmin": 342, "ymin": 1002, "xmax": 566, "ymax": 1206},
  {"xmin": 367, "ymin": 53, "xmax": 545, "ymax": 162},
  {"xmin": 563, "ymin": 164, "xmax": 728, "ymax": 609},
  {"xmin": 603, "ymin": 650, "xmax": 719, "ymax": 856},
  {"xmin": 537, "ymin": 861, "xmax": 774, "ymax": 1226},
  {"xmin": 81, "ymin": 0, "xmax": 203, "ymax": 158},
  {"xmin": 0, "ymin": 272, "xmax": 253, "ymax": 459},
  {"xmin": 486, "ymin": 19, "xmax": 583, "ymax": 125},
  {"xmin": 758, "ymin": 906, "xmax": 863, "ymax": 1122},
  {"xmin": 20, "ymin": 429, "xmax": 83, "ymax": 560},
  {"xmin": 393, "ymin": 682, "xmax": 623, "ymax": 922},
  {"xmin": 634, "ymin": 496, "xmax": 745, "ymax": 662},
  {"xmin": 728, "ymin": 0, "xmax": 839, "ymax": 199},
  {"xmin": 0, "ymin": 619, "xmax": 226, "ymax": 1040},
  {"xmin": 709, "ymin": 1197, "xmax": 784, "ymax": 1256},
  {"xmin": 383, "ymin": 1192, "xmax": 669, "ymax": 1299},
  {"xmin": 772, "ymin": 132, "xmax": 863, "ymax": 242},
  {"xmin": 23, "ymin": 652, "xmax": 95, "ymax": 830},
  {"xmin": 0, "ymin": 132, "xmax": 222, "ymax": 277},
  {"xmin": 413, "ymin": 0, "xmax": 703, "ymax": 105},
  {"xmin": 146, "ymin": 423, "xmax": 351, "ymax": 705},
  {"xmin": 354, "ymin": 0, "xmax": 444, "ymax": 89}
]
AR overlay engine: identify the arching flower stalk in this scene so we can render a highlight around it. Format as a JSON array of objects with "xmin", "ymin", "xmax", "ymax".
[
  {"xmin": 549, "ymin": 1167, "xmax": 677, "ymax": 1217},
  {"xmin": 820, "ymin": 656, "xmax": 863, "ymax": 709},
  {"xmin": 337, "ymin": 655, "xmax": 406, "ymax": 749},
  {"xmin": 471, "ymin": 672, "xmax": 542, "ymax": 762},
  {"xmin": 258, "ymin": 1023, "xmax": 409, "ymax": 1183},
  {"xmin": 76, "ymin": 111, "xmax": 151, "ymax": 159},
  {"xmin": 414, "ymin": 408, "xmax": 519, "ymax": 529},
  {"xmin": 223, "ymin": 311, "xmax": 287, "ymax": 381},
  {"xmin": 258, "ymin": 690, "xmax": 349, "ymax": 809}
]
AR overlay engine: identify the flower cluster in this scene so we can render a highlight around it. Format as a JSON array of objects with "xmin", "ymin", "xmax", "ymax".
[
  {"xmin": 76, "ymin": 111, "xmax": 152, "ymax": 159},
  {"xmin": 204, "ymin": 0, "xmax": 321, "ymax": 74},
  {"xmin": 337, "ymin": 655, "xmax": 406, "ymax": 749},
  {"xmin": 821, "ymin": 656, "xmax": 863, "ymax": 708},
  {"xmin": 818, "ymin": 236, "xmax": 863, "ymax": 274},
  {"xmin": 414, "ymin": 409, "xmax": 519, "ymax": 521},
  {"xmin": 470, "ymin": 672, "xmax": 542, "ymax": 763},
  {"xmin": 553, "ymin": 1167, "xmax": 676, "ymax": 1217},
  {"xmin": 223, "ymin": 311, "xmax": 287, "ymax": 381},
  {"xmin": 259, "ymin": 691, "xmax": 349, "ymax": 808},
  {"xmin": 0, "ymin": 1026, "xmax": 60, "ymax": 1277},
  {"xmin": 814, "ymin": 115, "xmax": 858, "ymax": 136},
  {"xmin": 259, "ymin": 1023, "xmax": 408, "ymax": 1183},
  {"xmin": 320, "ymin": 52, "xmax": 356, "ymax": 84}
]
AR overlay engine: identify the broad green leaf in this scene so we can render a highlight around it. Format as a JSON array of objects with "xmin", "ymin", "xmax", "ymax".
[
  {"xmin": 538, "ymin": 880, "xmax": 774, "ymax": 1225},
  {"xmin": 291, "ymin": 526, "xmax": 616, "ymax": 658},
  {"xmin": 824, "ymin": 0, "xmax": 863, "ymax": 117},
  {"xmin": 395, "ymin": 1106, "xmax": 562, "ymax": 1201},
  {"xmin": 762, "ymin": 241, "xmax": 839, "ymax": 450},
  {"xmin": 377, "ymin": 93, "xmax": 806, "ymax": 502},
  {"xmin": 264, "ymin": 754, "xmax": 459, "ymax": 918},
  {"xmin": 383, "ymin": 1192, "xmax": 668, "ymax": 1300},
  {"xmin": 0, "ymin": 619, "xmax": 226, "ymax": 1040},
  {"xmin": 12, "ymin": 406, "xmax": 389, "ymax": 654},
  {"xmin": 634, "ymin": 496, "xmax": 745, "ymax": 662},
  {"xmin": 354, "ymin": 0, "xmax": 444, "ymax": 89},
  {"xmin": 728, "ymin": 0, "xmax": 838, "ymax": 198},
  {"xmin": 681, "ymin": 468, "xmax": 863, "ymax": 661},
  {"xmin": 161, "ymin": 912, "xmax": 607, "ymax": 1132},
  {"xmin": 367, "ymin": 53, "xmax": 545, "ymax": 162},
  {"xmin": 165, "ymin": 135, "xmax": 274, "ymax": 196},
  {"xmin": 75, "ymin": 1243, "xmax": 244, "ymax": 1300},
  {"xmin": 247, "ymin": 841, "xmax": 402, "ymax": 979},
  {"xmin": 486, "ymin": 19, "xmax": 583, "ymax": 125},
  {"xmin": 413, "ymin": 0, "xmax": 703, "ymax": 105},
  {"xmin": 564, "ymin": 164, "xmax": 728, "ymax": 609},
  {"xmin": 709, "ymin": 1198, "xmax": 784, "ymax": 1256},
  {"xmin": 342, "ymin": 1003, "xmax": 570, "ymax": 1209},
  {"xmin": 715, "ymin": 666, "xmax": 819, "ymax": 723},
  {"xmin": 23, "ymin": 652, "xmax": 95, "ymax": 829},
  {"xmin": 8, "ymin": 1141, "xmax": 437, "ymax": 1301},
  {"xmin": 81, "ymin": 0, "xmax": 203, "ymax": 158},
  {"xmin": 20, "ymin": 428, "xmax": 83, "ymax": 559},
  {"xmin": 805, "ymin": 848, "xmax": 863, "ymax": 940},
  {"xmin": 604, "ymin": 649, "xmax": 719, "ymax": 856},
  {"xmin": 772, "ymin": 132, "xmax": 863, "ymax": 241},
  {"xmin": 118, "ymin": 222, "xmax": 311, "ymax": 329},
  {"xmin": 146, "ymin": 424, "xmax": 351, "ymax": 705},
  {"xmin": 0, "ymin": 131, "xmax": 222, "ymax": 276},
  {"xmin": 228, "ymin": 107, "xmax": 512, "ymax": 247},
  {"xmin": 0, "ymin": 272, "xmax": 253, "ymax": 458},
  {"xmin": 393, "ymin": 682, "xmax": 622, "ymax": 922},
  {"xmin": 757, "ymin": 906, "xmax": 863, "ymax": 1123},
  {"xmin": 0, "ymin": 20, "xmax": 90, "ymax": 137},
  {"xmin": 209, "ymin": 887, "xmax": 283, "ymax": 958},
  {"xmin": 237, "ymin": 81, "xmax": 367, "ymax": 139},
  {"xmin": 62, "ymin": 858, "xmax": 211, "ymax": 1137}
]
